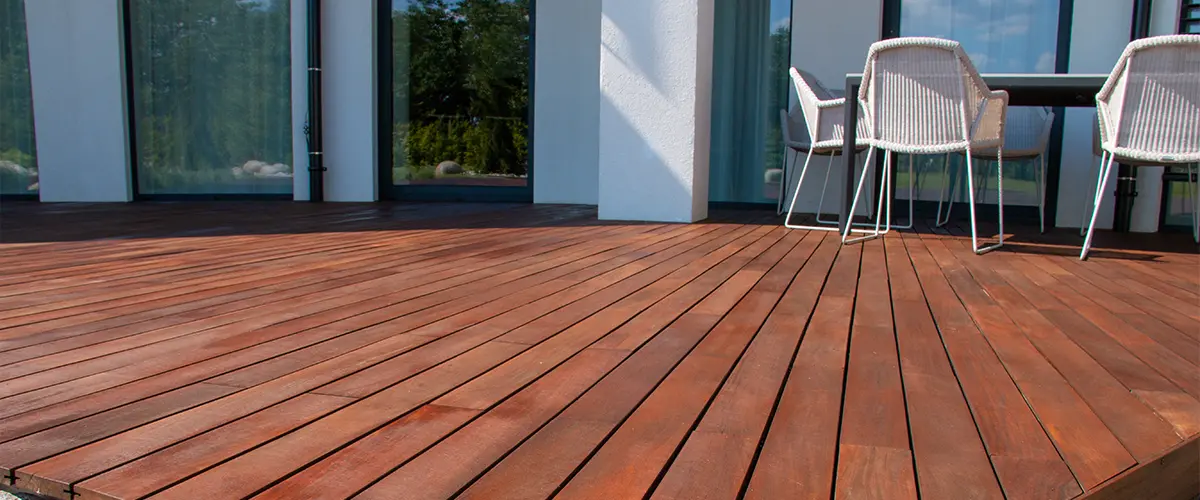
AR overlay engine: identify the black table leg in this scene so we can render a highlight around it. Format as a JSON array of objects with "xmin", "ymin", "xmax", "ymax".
[
  {"xmin": 1114, "ymin": 163, "xmax": 1136, "ymax": 232},
  {"xmin": 839, "ymin": 82, "xmax": 860, "ymax": 234}
]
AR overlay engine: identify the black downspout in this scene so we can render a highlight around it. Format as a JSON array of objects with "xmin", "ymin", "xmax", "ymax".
[
  {"xmin": 305, "ymin": 0, "xmax": 325, "ymax": 202},
  {"xmin": 1114, "ymin": 0, "xmax": 1154, "ymax": 231}
]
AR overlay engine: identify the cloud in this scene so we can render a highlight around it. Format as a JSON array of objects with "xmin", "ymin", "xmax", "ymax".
[
  {"xmin": 1034, "ymin": 51, "xmax": 1056, "ymax": 73},
  {"xmin": 772, "ymin": 16, "xmax": 791, "ymax": 31},
  {"xmin": 968, "ymin": 52, "xmax": 991, "ymax": 70}
]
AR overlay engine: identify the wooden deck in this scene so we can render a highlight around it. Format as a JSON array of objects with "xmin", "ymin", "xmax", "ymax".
[{"xmin": 0, "ymin": 202, "xmax": 1196, "ymax": 500}]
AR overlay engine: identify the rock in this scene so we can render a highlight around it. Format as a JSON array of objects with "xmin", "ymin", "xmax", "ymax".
[
  {"xmin": 0, "ymin": 161, "xmax": 30, "ymax": 176},
  {"xmin": 435, "ymin": 161, "xmax": 464, "ymax": 178},
  {"xmin": 241, "ymin": 160, "xmax": 268, "ymax": 174},
  {"xmin": 234, "ymin": 161, "xmax": 292, "ymax": 179}
]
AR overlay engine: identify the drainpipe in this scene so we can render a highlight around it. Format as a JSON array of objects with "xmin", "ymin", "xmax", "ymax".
[
  {"xmin": 1113, "ymin": 0, "xmax": 1154, "ymax": 231},
  {"xmin": 305, "ymin": 0, "xmax": 326, "ymax": 202}
]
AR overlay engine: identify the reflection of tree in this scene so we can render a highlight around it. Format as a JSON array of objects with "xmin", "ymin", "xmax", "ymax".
[
  {"xmin": 0, "ymin": 0, "xmax": 38, "ymax": 193},
  {"xmin": 393, "ymin": 0, "xmax": 530, "ymax": 178},
  {"xmin": 131, "ymin": 0, "xmax": 293, "ymax": 193},
  {"xmin": 764, "ymin": 26, "xmax": 790, "ymax": 180}
]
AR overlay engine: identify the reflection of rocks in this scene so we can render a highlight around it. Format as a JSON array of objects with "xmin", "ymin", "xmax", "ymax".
[
  {"xmin": 0, "ymin": 160, "xmax": 39, "ymax": 191},
  {"xmin": 435, "ymin": 161, "xmax": 463, "ymax": 178},
  {"xmin": 0, "ymin": 161, "xmax": 32, "ymax": 177},
  {"xmin": 233, "ymin": 160, "xmax": 292, "ymax": 179}
]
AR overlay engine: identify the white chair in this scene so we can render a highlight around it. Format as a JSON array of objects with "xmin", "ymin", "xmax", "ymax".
[
  {"xmin": 1078, "ymin": 119, "xmax": 1106, "ymax": 236},
  {"xmin": 781, "ymin": 68, "xmax": 872, "ymax": 232},
  {"xmin": 845, "ymin": 37, "xmax": 1009, "ymax": 253},
  {"xmin": 1082, "ymin": 35, "xmax": 1200, "ymax": 259},
  {"xmin": 937, "ymin": 106, "xmax": 1055, "ymax": 233}
]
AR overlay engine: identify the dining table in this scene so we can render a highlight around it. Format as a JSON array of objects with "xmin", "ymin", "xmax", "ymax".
[{"xmin": 836, "ymin": 73, "xmax": 1117, "ymax": 234}]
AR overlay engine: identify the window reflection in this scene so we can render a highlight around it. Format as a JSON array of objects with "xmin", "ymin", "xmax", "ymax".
[
  {"xmin": 0, "ymin": 0, "xmax": 38, "ymax": 195},
  {"xmin": 130, "ymin": 0, "xmax": 294, "ymax": 195},
  {"xmin": 897, "ymin": 0, "xmax": 1061, "ymax": 207},
  {"xmin": 390, "ymin": 0, "xmax": 531, "ymax": 188}
]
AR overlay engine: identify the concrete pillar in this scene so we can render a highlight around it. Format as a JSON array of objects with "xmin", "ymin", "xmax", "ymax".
[
  {"xmin": 24, "ymin": 0, "xmax": 132, "ymax": 202},
  {"xmin": 597, "ymin": 0, "xmax": 714, "ymax": 222}
]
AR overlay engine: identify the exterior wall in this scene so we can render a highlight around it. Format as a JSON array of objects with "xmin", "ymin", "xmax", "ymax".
[
  {"xmin": 24, "ymin": 0, "xmax": 132, "ymax": 202},
  {"xmin": 15, "ymin": 0, "xmax": 1187, "ymax": 234},
  {"xmin": 1055, "ymin": 0, "xmax": 1133, "ymax": 231},
  {"xmin": 532, "ymin": 0, "xmax": 601, "ymax": 206},
  {"xmin": 291, "ymin": 0, "xmax": 311, "ymax": 201},
  {"xmin": 597, "ymin": 0, "xmax": 714, "ymax": 222},
  {"xmin": 315, "ymin": 0, "xmax": 378, "ymax": 202}
]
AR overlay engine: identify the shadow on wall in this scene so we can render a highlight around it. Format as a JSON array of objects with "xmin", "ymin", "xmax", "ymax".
[
  {"xmin": 598, "ymin": 4, "xmax": 703, "ymax": 223},
  {"xmin": 598, "ymin": 79, "xmax": 695, "ymax": 223},
  {"xmin": 599, "ymin": 1, "xmax": 666, "ymax": 97}
]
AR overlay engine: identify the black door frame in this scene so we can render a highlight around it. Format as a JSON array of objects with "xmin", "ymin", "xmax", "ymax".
[{"xmin": 374, "ymin": 0, "xmax": 535, "ymax": 203}]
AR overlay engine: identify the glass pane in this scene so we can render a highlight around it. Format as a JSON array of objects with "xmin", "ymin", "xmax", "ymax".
[
  {"xmin": 1162, "ymin": 168, "xmax": 1197, "ymax": 228},
  {"xmin": 708, "ymin": 0, "xmax": 791, "ymax": 204},
  {"xmin": 0, "ymin": 0, "xmax": 38, "ymax": 195},
  {"xmin": 390, "ymin": 0, "xmax": 530, "ymax": 188},
  {"xmin": 130, "ymin": 0, "xmax": 294, "ymax": 195},
  {"xmin": 895, "ymin": 0, "xmax": 1061, "ymax": 207}
]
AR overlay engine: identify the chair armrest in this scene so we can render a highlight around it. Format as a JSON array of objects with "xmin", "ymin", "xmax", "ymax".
[
  {"xmin": 971, "ymin": 90, "xmax": 1009, "ymax": 147},
  {"xmin": 816, "ymin": 97, "xmax": 846, "ymax": 109}
]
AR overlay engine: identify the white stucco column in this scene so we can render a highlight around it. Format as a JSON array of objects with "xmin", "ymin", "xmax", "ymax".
[
  {"xmin": 597, "ymin": 0, "xmax": 714, "ymax": 222},
  {"xmin": 24, "ymin": 0, "xmax": 132, "ymax": 202},
  {"xmin": 292, "ymin": 0, "xmax": 378, "ymax": 202}
]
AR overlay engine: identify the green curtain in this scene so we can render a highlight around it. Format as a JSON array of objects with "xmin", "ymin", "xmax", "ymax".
[{"xmin": 708, "ymin": 0, "xmax": 791, "ymax": 204}]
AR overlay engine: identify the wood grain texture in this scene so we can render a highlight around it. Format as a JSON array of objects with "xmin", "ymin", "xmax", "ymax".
[{"xmin": 0, "ymin": 202, "xmax": 1193, "ymax": 500}]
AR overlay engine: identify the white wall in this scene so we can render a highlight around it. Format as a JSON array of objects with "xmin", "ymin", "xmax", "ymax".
[
  {"xmin": 1056, "ymin": 0, "xmax": 1132, "ymax": 230},
  {"xmin": 597, "ymin": 0, "xmax": 714, "ymax": 222},
  {"xmin": 291, "ymin": 0, "xmax": 311, "ymax": 201},
  {"xmin": 24, "ymin": 0, "xmax": 132, "ymax": 202},
  {"xmin": 309, "ymin": 0, "xmax": 378, "ymax": 202},
  {"xmin": 532, "ymin": 0, "xmax": 601, "ymax": 206},
  {"xmin": 784, "ymin": 0, "xmax": 882, "ymax": 215}
]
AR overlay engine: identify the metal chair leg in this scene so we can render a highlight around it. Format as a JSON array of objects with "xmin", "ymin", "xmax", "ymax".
[
  {"xmin": 785, "ymin": 149, "xmax": 840, "ymax": 232},
  {"xmin": 1081, "ymin": 152, "xmax": 1116, "ymax": 260},
  {"xmin": 842, "ymin": 147, "xmax": 879, "ymax": 244},
  {"xmin": 1036, "ymin": 154, "xmax": 1046, "ymax": 234},
  {"xmin": 777, "ymin": 152, "xmax": 798, "ymax": 215}
]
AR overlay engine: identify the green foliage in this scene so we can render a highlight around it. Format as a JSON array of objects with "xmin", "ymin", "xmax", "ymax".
[
  {"xmin": 392, "ymin": 0, "xmax": 531, "ymax": 179},
  {"xmin": 130, "ymin": 0, "xmax": 293, "ymax": 194}
]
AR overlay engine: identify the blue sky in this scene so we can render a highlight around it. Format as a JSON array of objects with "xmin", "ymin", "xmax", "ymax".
[{"xmin": 899, "ymin": 0, "xmax": 1060, "ymax": 73}]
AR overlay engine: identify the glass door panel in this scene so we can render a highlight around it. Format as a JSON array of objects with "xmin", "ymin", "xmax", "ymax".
[{"xmin": 386, "ymin": 0, "xmax": 532, "ymax": 200}]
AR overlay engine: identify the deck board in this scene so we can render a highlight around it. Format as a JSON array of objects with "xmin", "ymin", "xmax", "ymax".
[{"xmin": 0, "ymin": 202, "xmax": 1195, "ymax": 500}]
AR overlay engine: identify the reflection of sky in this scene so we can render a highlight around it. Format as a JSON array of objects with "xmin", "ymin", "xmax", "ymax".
[
  {"xmin": 901, "ymin": 0, "xmax": 1059, "ymax": 73},
  {"xmin": 770, "ymin": 0, "xmax": 791, "ymax": 33}
]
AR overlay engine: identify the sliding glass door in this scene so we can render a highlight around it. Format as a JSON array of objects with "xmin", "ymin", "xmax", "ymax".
[
  {"xmin": 0, "ymin": 0, "xmax": 37, "ymax": 196},
  {"xmin": 380, "ymin": 0, "xmax": 532, "ymax": 202},
  {"xmin": 708, "ymin": 0, "xmax": 792, "ymax": 206},
  {"xmin": 127, "ymin": 0, "xmax": 294, "ymax": 197}
]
